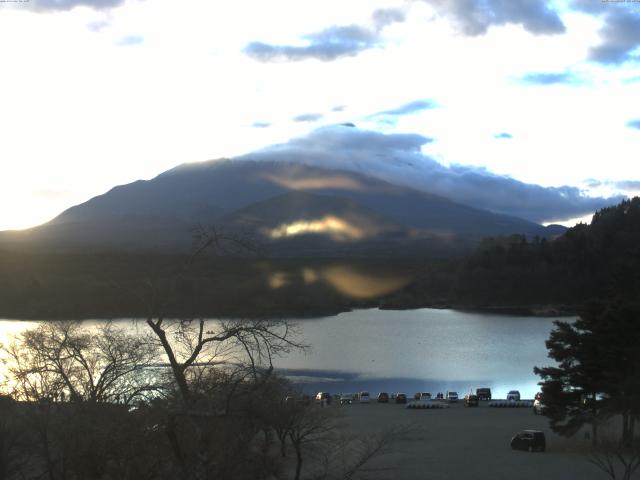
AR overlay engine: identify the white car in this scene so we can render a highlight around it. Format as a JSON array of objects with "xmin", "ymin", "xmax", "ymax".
[
  {"xmin": 359, "ymin": 391, "xmax": 371, "ymax": 403},
  {"xmin": 506, "ymin": 390, "xmax": 521, "ymax": 401},
  {"xmin": 533, "ymin": 398, "xmax": 547, "ymax": 414},
  {"xmin": 446, "ymin": 391, "xmax": 459, "ymax": 402}
]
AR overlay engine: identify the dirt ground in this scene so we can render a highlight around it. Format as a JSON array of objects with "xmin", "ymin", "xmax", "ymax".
[{"xmin": 332, "ymin": 401, "xmax": 607, "ymax": 480}]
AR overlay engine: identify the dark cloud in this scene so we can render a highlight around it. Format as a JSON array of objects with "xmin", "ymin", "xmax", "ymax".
[
  {"xmin": 590, "ymin": 11, "xmax": 640, "ymax": 64},
  {"xmin": 422, "ymin": 0, "xmax": 565, "ymax": 36},
  {"xmin": 518, "ymin": 72, "xmax": 580, "ymax": 85},
  {"xmin": 494, "ymin": 132, "xmax": 512, "ymax": 139},
  {"xmin": 572, "ymin": 1, "xmax": 640, "ymax": 64},
  {"xmin": 613, "ymin": 180, "xmax": 640, "ymax": 191},
  {"xmin": 584, "ymin": 178, "xmax": 602, "ymax": 188},
  {"xmin": 372, "ymin": 7, "xmax": 407, "ymax": 29},
  {"xmin": 237, "ymin": 125, "xmax": 622, "ymax": 223},
  {"xmin": 373, "ymin": 100, "xmax": 436, "ymax": 117},
  {"xmin": 251, "ymin": 122, "xmax": 271, "ymax": 129},
  {"xmin": 243, "ymin": 7, "xmax": 407, "ymax": 63},
  {"xmin": 20, "ymin": 0, "xmax": 124, "ymax": 11},
  {"xmin": 244, "ymin": 25, "xmax": 379, "ymax": 62},
  {"xmin": 585, "ymin": 179, "xmax": 640, "ymax": 192},
  {"xmin": 292, "ymin": 113, "xmax": 324, "ymax": 123},
  {"xmin": 116, "ymin": 35, "xmax": 143, "ymax": 46},
  {"xmin": 627, "ymin": 119, "xmax": 640, "ymax": 130}
]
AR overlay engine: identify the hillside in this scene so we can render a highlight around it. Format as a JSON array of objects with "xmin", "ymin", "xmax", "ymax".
[{"xmin": 0, "ymin": 160, "xmax": 563, "ymax": 255}]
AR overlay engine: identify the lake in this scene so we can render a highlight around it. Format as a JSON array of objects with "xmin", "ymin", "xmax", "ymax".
[{"xmin": 0, "ymin": 308, "xmax": 567, "ymax": 399}]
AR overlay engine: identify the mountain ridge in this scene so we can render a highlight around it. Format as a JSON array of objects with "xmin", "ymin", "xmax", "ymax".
[{"xmin": 0, "ymin": 159, "xmax": 566, "ymax": 255}]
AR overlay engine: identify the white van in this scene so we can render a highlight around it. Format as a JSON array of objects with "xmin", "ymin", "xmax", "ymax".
[{"xmin": 359, "ymin": 391, "xmax": 371, "ymax": 403}]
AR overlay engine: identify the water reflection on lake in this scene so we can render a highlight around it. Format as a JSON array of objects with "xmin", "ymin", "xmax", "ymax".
[
  {"xmin": 277, "ymin": 308, "xmax": 565, "ymax": 399},
  {"xmin": 0, "ymin": 309, "xmax": 568, "ymax": 399}
]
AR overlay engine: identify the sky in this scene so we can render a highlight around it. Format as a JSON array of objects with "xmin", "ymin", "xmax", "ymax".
[{"xmin": 1, "ymin": 0, "xmax": 639, "ymax": 230}]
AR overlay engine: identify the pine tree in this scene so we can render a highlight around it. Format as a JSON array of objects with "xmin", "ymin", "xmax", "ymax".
[{"xmin": 534, "ymin": 301, "xmax": 640, "ymax": 447}]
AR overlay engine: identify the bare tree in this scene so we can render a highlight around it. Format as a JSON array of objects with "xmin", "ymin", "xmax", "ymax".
[
  {"xmin": 589, "ymin": 434, "xmax": 640, "ymax": 480},
  {"xmin": 4, "ymin": 321, "xmax": 159, "ymax": 405}
]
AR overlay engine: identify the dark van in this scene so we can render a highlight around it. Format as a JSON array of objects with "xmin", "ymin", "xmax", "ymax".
[
  {"xmin": 476, "ymin": 388, "xmax": 492, "ymax": 400},
  {"xmin": 510, "ymin": 430, "xmax": 546, "ymax": 452}
]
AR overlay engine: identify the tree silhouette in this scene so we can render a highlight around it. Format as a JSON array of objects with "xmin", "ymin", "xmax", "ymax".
[{"xmin": 535, "ymin": 301, "xmax": 640, "ymax": 447}]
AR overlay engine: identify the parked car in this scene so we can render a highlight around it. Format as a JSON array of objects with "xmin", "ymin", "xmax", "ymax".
[
  {"xmin": 377, "ymin": 392, "xmax": 389, "ymax": 403},
  {"xmin": 533, "ymin": 398, "xmax": 547, "ymax": 415},
  {"xmin": 395, "ymin": 393, "xmax": 407, "ymax": 404},
  {"xmin": 420, "ymin": 392, "xmax": 432, "ymax": 400},
  {"xmin": 446, "ymin": 391, "xmax": 459, "ymax": 402},
  {"xmin": 359, "ymin": 392, "xmax": 371, "ymax": 404},
  {"xmin": 340, "ymin": 394, "xmax": 354, "ymax": 405},
  {"xmin": 315, "ymin": 392, "xmax": 331, "ymax": 405},
  {"xmin": 510, "ymin": 430, "xmax": 546, "ymax": 452},
  {"xmin": 476, "ymin": 387, "xmax": 492, "ymax": 401},
  {"xmin": 414, "ymin": 392, "xmax": 421, "ymax": 400},
  {"xmin": 464, "ymin": 394, "xmax": 479, "ymax": 407},
  {"xmin": 506, "ymin": 390, "xmax": 521, "ymax": 401}
]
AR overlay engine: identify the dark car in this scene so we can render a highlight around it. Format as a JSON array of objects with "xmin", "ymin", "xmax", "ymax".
[
  {"xmin": 464, "ymin": 394, "xmax": 479, "ymax": 407},
  {"xmin": 510, "ymin": 430, "xmax": 546, "ymax": 452},
  {"xmin": 395, "ymin": 393, "xmax": 407, "ymax": 404},
  {"xmin": 340, "ymin": 394, "xmax": 354, "ymax": 405},
  {"xmin": 377, "ymin": 392, "xmax": 389, "ymax": 403},
  {"xmin": 476, "ymin": 388, "xmax": 492, "ymax": 401}
]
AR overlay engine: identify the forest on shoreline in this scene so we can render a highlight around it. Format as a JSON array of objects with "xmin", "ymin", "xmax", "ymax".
[{"xmin": 0, "ymin": 198, "xmax": 638, "ymax": 320}]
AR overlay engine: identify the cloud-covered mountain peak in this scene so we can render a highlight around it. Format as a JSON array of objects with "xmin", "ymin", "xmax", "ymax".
[{"xmin": 237, "ymin": 125, "xmax": 622, "ymax": 224}]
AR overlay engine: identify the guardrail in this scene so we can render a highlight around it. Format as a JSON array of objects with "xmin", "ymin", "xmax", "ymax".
[
  {"xmin": 488, "ymin": 401, "xmax": 533, "ymax": 408},
  {"xmin": 406, "ymin": 401, "xmax": 449, "ymax": 409}
]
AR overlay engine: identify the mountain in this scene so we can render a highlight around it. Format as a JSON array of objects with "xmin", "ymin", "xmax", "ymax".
[{"xmin": 0, "ymin": 159, "xmax": 565, "ymax": 255}]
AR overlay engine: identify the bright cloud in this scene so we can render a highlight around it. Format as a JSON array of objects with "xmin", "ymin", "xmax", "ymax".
[{"xmin": 0, "ymin": 0, "xmax": 638, "ymax": 230}]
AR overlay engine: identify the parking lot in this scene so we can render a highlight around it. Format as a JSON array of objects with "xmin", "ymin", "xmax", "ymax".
[{"xmin": 334, "ymin": 400, "xmax": 606, "ymax": 480}]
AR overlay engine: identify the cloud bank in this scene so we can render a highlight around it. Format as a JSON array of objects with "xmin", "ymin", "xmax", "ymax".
[
  {"xmin": 17, "ymin": 0, "xmax": 125, "ymax": 11},
  {"xmin": 244, "ymin": 25, "xmax": 379, "ymax": 62},
  {"xmin": 238, "ymin": 125, "xmax": 623, "ymax": 223},
  {"xmin": 293, "ymin": 113, "xmax": 324, "ymax": 123},
  {"xmin": 422, "ymin": 0, "xmax": 565, "ymax": 36},
  {"xmin": 572, "ymin": 1, "xmax": 640, "ymax": 64}
]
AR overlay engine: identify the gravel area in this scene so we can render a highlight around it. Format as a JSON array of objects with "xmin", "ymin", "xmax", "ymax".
[{"xmin": 333, "ymin": 401, "xmax": 605, "ymax": 480}]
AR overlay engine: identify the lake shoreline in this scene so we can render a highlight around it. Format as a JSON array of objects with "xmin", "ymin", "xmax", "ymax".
[{"xmin": 0, "ymin": 302, "xmax": 579, "ymax": 322}]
